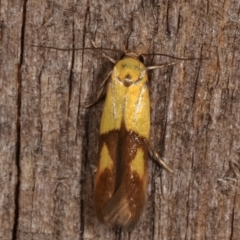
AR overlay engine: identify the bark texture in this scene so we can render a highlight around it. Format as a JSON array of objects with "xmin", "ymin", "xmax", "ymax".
[{"xmin": 1, "ymin": 0, "xmax": 240, "ymax": 239}]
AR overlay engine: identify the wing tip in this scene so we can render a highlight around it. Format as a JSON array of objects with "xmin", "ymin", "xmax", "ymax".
[{"xmin": 102, "ymin": 185, "xmax": 145, "ymax": 230}]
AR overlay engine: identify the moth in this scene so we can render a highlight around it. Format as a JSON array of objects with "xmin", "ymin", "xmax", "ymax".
[{"xmin": 92, "ymin": 46, "xmax": 176, "ymax": 230}]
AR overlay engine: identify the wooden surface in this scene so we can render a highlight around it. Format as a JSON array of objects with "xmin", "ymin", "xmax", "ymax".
[{"xmin": 1, "ymin": 0, "xmax": 240, "ymax": 239}]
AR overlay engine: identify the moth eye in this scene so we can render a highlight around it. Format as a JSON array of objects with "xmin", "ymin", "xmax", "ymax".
[
  {"xmin": 139, "ymin": 55, "xmax": 144, "ymax": 63},
  {"xmin": 120, "ymin": 53, "xmax": 126, "ymax": 60}
]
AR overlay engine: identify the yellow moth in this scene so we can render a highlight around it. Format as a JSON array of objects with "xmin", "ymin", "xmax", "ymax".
[{"xmin": 93, "ymin": 46, "xmax": 175, "ymax": 230}]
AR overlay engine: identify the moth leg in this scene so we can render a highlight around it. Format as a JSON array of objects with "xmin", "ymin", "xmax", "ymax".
[
  {"xmin": 91, "ymin": 40, "xmax": 116, "ymax": 64},
  {"xmin": 146, "ymin": 61, "xmax": 177, "ymax": 70},
  {"xmin": 85, "ymin": 70, "xmax": 112, "ymax": 108},
  {"xmin": 148, "ymin": 145, "xmax": 173, "ymax": 173}
]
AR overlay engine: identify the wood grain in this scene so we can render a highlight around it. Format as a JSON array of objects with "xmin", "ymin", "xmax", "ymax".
[{"xmin": 1, "ymin": 0, "xmax": 240, "ymax": 239}]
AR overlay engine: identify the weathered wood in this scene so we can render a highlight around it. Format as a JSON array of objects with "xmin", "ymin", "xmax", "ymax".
[
  {"xmin": 1, "ymin": 0, "xmax": 240, "ymax": 239},
  {"xmin": 0, "ymin": 0, "xmax": 26, "ymax": 239}
]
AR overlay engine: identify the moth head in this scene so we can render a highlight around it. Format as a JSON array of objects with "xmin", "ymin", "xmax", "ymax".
[{"xmin": 113, "ymin": 55, "xmax": 147, "ymax": 87}]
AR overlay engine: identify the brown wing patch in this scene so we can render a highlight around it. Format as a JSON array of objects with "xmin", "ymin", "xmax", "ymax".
[
  {"xmin": 94, "ymin": 167, "xmax": 115, "ymax": 223},
  {"xmin": 94, "ymin": 121, "xmax": 149, "ymax": 229},
  {"xmin": 95, "ymin": 123, "xmax": 148, "ymax": 229},
  {"xmin": 103, "ymin": 171, "xmax": 146, "ymax": 230}
]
